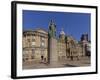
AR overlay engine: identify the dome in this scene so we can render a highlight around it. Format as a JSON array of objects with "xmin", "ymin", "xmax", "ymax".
[{"xmin": 60, "ymin": 28, "xmax": 65, "ymax": 35}]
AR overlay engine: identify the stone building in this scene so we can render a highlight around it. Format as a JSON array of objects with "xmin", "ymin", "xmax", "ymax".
[
  {"xmin": 57, "ymin": 29, "xmax": 66, "ymax": 61},
  {"xmin": 57, "ymin": 29, "xmax": 83, "ymax": 61},
  {"xmin": 81, "ymin": 33, "xmax": 91, "ymax": 56},
  {"xmin": 23, "ymin": 28, "xmax": 48, "ymax": 63},
  {"xmin": 22, "ymin": 20, "xmax": 91, "ymax": 64}
]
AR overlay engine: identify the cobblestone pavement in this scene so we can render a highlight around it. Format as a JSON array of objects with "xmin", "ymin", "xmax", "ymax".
[{"xmin": 23, "ymin": 56, "xmax": 90, "ymax": 69}]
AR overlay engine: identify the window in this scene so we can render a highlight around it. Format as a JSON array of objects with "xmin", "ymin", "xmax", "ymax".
[
  {"xmin": 41, "ymin": 37, "xmax": 44, "ymax": 41},
  {"xmin": 31, "ymin": 56, "xmax": 34, "ymax": 59},
  {"xmin": 40, "ymin": 37, "xmax": 45, "ymax": 47},
  {"xmin": 31, "ymin": 49, "xmax": 35, "ymax": 59},
  {"xmin": 27, "ymin": 39, "xmax": 30, "ymax": 42},
  {"xmin": 41, "ymin": 50, "xmax": 44, "ymax": 56},
  {"xmin": 32, "ymin": 41, "xmax": 35, "ymax": 46},
  {"xmin": 32, "ymin": 49, "xmax": 35, "ymax": 54},
  {"xmin": 32, "ymin": 38, "xmax": 35, "ymax": 46},
  {"xmin": 41, "ymin": 42, "xmax": 45, "ymax": 46}
]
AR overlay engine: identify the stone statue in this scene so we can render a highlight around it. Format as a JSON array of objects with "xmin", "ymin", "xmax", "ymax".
[{"xmin": 48, "ymin": 20, "xmax": 56, "ymax": 38}]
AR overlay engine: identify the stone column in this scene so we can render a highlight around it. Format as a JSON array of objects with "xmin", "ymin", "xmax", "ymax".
[{"xmin": 48, "ymin": 38, "xmax": 58, "ymax": 65}]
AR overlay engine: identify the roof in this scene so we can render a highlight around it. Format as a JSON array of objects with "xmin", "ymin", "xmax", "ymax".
[{"xmin": 23, "ymin": 28, "xmax": 48, "ymax": 34}]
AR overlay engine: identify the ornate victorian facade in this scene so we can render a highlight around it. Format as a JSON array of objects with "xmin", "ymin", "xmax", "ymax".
[
  {"xmin": 57, "ymin": 30, "xmax": 83, "ymax": 61},
  {"xmin": 23, "ymin": 28, "xmax": 48, "ymax": 63}
]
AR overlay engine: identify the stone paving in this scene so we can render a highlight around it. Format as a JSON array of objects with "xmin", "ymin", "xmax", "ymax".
[{"xmin": 23, "ymin": 56, "xmax": 90, "ymax": 69}]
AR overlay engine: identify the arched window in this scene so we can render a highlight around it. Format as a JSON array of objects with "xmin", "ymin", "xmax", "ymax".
[
  {"xmin": 32, "ymin": 37, "xmax": 35, "ymax": 46},
  {"xmin": 40, "ymin": 37, "xmax": 45, "ymax": 47}
]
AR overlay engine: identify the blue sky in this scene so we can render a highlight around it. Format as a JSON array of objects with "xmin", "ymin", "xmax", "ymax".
[{"xmin": 23, "ymin": 10, "xmax": 91, "ymax": 41}]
